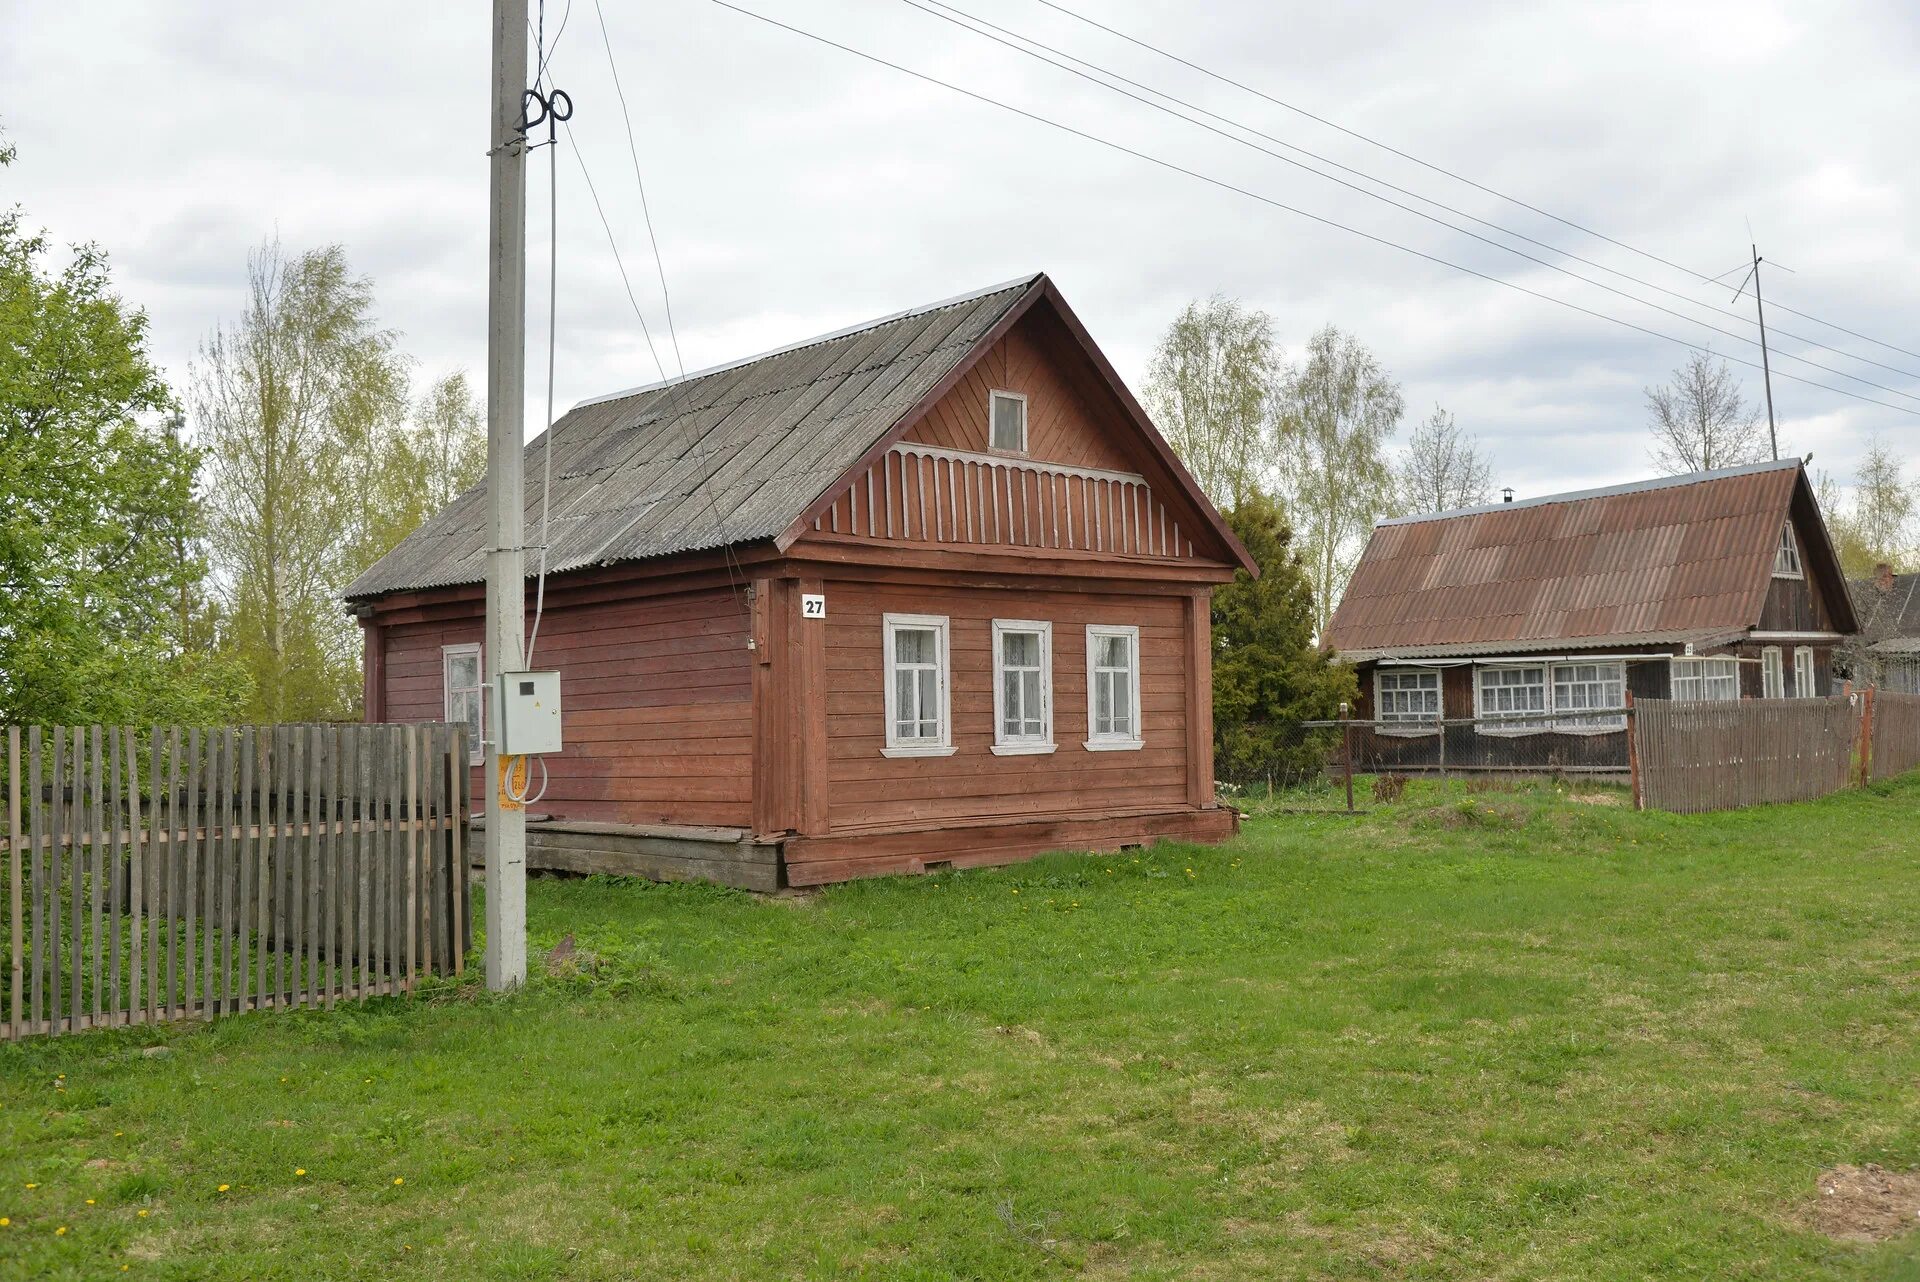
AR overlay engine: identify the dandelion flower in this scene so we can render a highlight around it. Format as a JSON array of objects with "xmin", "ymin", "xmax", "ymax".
[
  {"xmin": 295, "ymin": 1169, "xmax": 306, "ymax": 1177},
  {"xmin": 0, "ymin": 1217, "xmax": 9, "ymax": 1227},
  {"xmin": 217, "ymin": 1184, "xmax": 229, "ymax": 1193},
  {"xmin": 86, "ymin": 1198, "xmax": 95, "ymax": 1206},
  {"xmin": 56, "ymin": 1225, "xmax": 68, "ymax": 1236},
  {"xmin": 393, "ymin": 1177, "xmax": 403, "ymax": 1186},
  {"xmin": 24, "ymin": 1184, "xmax": 36, "ymax": 1190},
  {"xmin": 137, "ymin": 1210, "xmax": 149, "ymax": 1218}
]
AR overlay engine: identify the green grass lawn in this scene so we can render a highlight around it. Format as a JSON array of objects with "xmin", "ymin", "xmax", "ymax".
[{"xmin": 5, "ymin": 776, "xmax": 1920, "ymax": 1280}]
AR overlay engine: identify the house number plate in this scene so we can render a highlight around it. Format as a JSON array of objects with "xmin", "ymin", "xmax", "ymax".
[{"xmin": 801, "ymin": 593, "xmax": 826, "ymax": 619}]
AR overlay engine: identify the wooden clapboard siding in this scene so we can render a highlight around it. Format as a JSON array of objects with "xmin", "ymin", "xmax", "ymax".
[
  {"xmin": 376, "ymin": 585, "xmax": 754, "ymax": 828},
  {"xmin": 817, "ymin": 579, "xmax": 1191, "ymax": 832}
]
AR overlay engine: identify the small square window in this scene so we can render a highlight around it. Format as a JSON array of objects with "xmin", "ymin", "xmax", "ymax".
[
  {"xmin": 1375, "ymin": 669, "xmax": 1440, "ymax": 734},
  {"xmin": 1672, "ymin": 657, "xmax": 1739, "ymax": 702},
  {"xmin": 990, "ymin": 390, "xmax": 1027, "ymax": 453}
]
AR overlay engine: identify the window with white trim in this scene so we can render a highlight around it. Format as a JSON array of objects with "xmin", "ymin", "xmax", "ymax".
[
  {"xmin": 1761, "ymin": 646, "xmax": 1785, "ymax": 699},
  {"xmin": 442, "ymin": 643, "xmax": 485, "ymax": 764},
  {"xmin": 989, "ymin": 389, "xmax": 1027, "ymax": 453},
  {"xmin": 1550, "ymin": 662, "xmax": 1627, "ymax": 732},
  {"xmin": 1793, "ymin": 646, "xmax": 1815, "ymax": 698},
  {"xmin": 1475, "ymin": 665, "xmax": 1549, "ymax": 733},
  {"xmin": 1671, "ymin": 657, "xmax": 1739, "ymax": 702},
  {"xmin": 991, "ymin": 619, "xmax": 1054, "ymax": 754},
  {"xmin": 1774, "ymin": 522, "xmax": 1803, "ymax": 578},
  {"xmin": 882, "ymin": 614, "xmax": 954, "ymax": 757},
  {"xmin": 1085, "ymin": 625, "xmax": 1142, "ymax": 750},
  {"xmin": 1375, "ymin": 669, "xmax": 1440, "ymax": 733}
]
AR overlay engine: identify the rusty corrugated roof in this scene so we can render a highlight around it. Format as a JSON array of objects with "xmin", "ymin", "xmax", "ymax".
[{"xmin": 1325, "ymin": 459, "xmax": 1808, "ymax": 657}]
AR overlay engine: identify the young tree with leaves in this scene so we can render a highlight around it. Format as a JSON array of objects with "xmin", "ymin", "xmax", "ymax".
[
  {"xmin": 0, "ymin": 163, "xmax": 243, "ymax": 725},
  {"xmin": 1275, "ymin": 325, "xmax": 1404, "ymax": 634},
  {"xmin": 1645, "ymin": 352, "xmax": 1766, "ymax": 474},
  {"xmin": 1395, "ymin": 403, "xmax": 1492, "ymax": 515},
  {"xmin": 1210, "ymin": 491, "xmax": 1356, "ymax": 781},
  {"xmin": 1850, "ymin": 436, "xmax": 1917, "ymax": 571},
  {"xmin": 1141, "ymin": 296, "xmax": 1283, "ymax": 512},
  {"xmin": 196, "ymin": 240, "xmax": 411, "ymax": 721}
]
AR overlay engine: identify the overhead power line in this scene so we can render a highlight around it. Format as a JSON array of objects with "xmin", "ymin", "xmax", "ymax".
[
  {"xmin": 705, "ymin": 0, "xmax": 1920, "ymax": 421},
  {"xmin": 1035, "ymin": 0, "xmax": 1920, "ymax": 368},
  {"xmin": 898, "ymin": 0, "xmax": 1920, "ymax": 403}
]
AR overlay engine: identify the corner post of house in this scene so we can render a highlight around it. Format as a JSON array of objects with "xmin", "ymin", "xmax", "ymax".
[
  {"xmin": 749, "ymin": 576, "xmax": 791, "ymax": 837},
  {"xmin": 1183, "ymin": 589, "xmax": 1214, "ymax": 809},
  {"xmin": 795, "ymin": 575, "xmax": 830, "ymax": 836},
  {"xmin": 358, "ymin": 607, "xmax": 385, "ymax": 723}
]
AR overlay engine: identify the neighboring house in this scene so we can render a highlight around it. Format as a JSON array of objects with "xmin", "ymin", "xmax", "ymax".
[
  {"xmin": 344, "ymin": 274, "xmax": 1252, "ymax": 888},
  {"xmin": 1845, "ymin": 563, "xmax": 1920, "ymax": 694},
  {"xmin": 1322, "ymin": 459, "xmax": 1858, "ymax": 773}
]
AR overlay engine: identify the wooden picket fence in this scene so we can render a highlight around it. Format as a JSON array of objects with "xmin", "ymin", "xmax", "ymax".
[
  {"xmin": 1631, "ymin": 697, "xmax": 1862, "ymax": 814},
  {"xmin": 1867, "ymin": 690, "xmax": 1920, "ymax": 782},
  {"xmin": 1, "ymin": 723, "xmax": 470, "ymax": 1041}
]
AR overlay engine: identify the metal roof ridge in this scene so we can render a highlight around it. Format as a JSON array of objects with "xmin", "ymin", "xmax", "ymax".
[
  {"xmin": 570, "ymin": 273, "xmax": 1044, "ymax": 412},
  {"xmin": 1376, "ymin": 457, "xmax": 1802, "ymax": 528}
]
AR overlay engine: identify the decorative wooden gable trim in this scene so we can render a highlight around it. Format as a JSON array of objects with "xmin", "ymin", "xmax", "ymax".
[
  {"xmin": 804, "ymin": 442, "xmax": 1200, "ymax": 559},
  {"xmin": 773, "ymin": 277, "xmax": 1254, "ymax": 575}
]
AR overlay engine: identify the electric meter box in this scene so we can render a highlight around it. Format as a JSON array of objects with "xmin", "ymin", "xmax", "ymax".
[{"xmin": 497, "ymin": 671, "xmax": 563, "ymax": 755}]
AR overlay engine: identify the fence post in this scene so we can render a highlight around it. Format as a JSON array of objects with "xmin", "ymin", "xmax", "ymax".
[
  {"xmin": 1437, "ymin": 716, "xmax": 1449, "ymax": 782},
  {"xmin": 1859, "ymin": 686, "xmax": 1876, "ymax": 788},
  {"xmin": 1625, "ymin": 692, "xmax": 1642, "ymax": 810},
  {"xmin": 1340, "ymin": 702, "xmax": 1355, "ymax": 813}
]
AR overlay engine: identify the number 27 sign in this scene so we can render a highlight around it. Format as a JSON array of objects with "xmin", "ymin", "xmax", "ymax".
[{"xmin": 800, "ymin": 593, "xmax": 826, "ymax": 619}]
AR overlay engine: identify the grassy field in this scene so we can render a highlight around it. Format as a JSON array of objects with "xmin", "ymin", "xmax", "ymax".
[{"xmin": 4, "ymin": 775, "xmax": 1920, "ymax": 1280}]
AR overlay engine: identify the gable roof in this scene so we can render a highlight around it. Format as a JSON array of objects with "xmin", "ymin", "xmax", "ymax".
[
  {"xmin": 346, "ymin": 273, "xmax": 1249, "ymax": 601},
  {"xmin": 1851, "ymin": 571, "xmax": 1920, "ymax": 651},
  {"xmin": 1325, "ymin": 458, "xmax": 1854, "ymax": 660}
]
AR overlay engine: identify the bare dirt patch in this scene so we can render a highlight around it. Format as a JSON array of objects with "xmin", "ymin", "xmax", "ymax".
[
  {"xmin": 1567, "ymin": 792, "xmax": 1623, "ymax": 807},
  {"xmin": 1814, "ymin": 1164, "xmax": 1920, "ymax": 1242}
]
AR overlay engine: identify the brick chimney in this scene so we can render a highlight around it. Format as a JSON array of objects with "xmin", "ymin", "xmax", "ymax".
[{"xmin": 1875, "ymin": 562, "xmax": 1895, "ymax": 592}]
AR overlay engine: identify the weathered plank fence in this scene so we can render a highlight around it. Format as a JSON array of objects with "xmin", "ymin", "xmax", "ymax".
[
  {"xmin": 1632, "ymin": 697, "xmax": 1862, "ymax": 814},
  {"xmin": 1867, "ymin": 691, "xmax": 1920, "ymax": 782},
  {"xmin": 1, "ymin": 724, "xmax": 469, "ymax": 1041}
]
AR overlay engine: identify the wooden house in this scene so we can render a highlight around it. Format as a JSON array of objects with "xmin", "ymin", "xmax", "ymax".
[
  {"xmin": 344, "ymin": 274, "xmax": 1251, "ymax": 888},
  {"xmin": 1846, "ymin": 563, "xmax": 1920, "ymax": 694},
  {"xmin": 1323, "ymin": 459, "xmax": 1858, "ymax": 773}
]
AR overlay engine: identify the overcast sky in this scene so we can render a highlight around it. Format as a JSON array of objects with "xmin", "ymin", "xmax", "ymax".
[{"xmin": 5, "ymin": 0, "xmax": 1918, "ymax": 505}]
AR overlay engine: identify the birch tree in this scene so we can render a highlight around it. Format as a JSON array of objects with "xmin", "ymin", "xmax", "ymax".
[
  {"xmin": 1646, "ymin": 352, "xmax": 1766, "ymax": 474},
  {"xmin": 1851, "ymin": 436, "xmax": 1917, "ymax": 570},
  {"xmin": 1276, "ymin": 325, "xmax": 1404, "ymax": 633},
  {"xmin": 1141, "ymin": 296, "xmax": 1283, "ymax": 512},
  {"xmin": 196, "ymin": 240, "xmax": 409, "ymax": 721},
  {"xmin": 1395, "ymin": 404, "xmax": 1492, "ymax": 514}
]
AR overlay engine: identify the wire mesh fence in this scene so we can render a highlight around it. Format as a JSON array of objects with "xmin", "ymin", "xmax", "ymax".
[{"xmin": 1215, "ymin": 710, "xmax": 1632, "ymax": 812}]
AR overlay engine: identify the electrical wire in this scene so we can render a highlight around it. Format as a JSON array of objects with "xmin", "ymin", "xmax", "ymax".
[
  {"xmin": 1034, "ymin": 0, "xmax": 1920, "ymax": 367},
  {"xmin": 705, "ymin": 0, "xmax": 1920, "ymax": 421},
  {"xmin": 898, "ymin": 0, "xmax": 1920, "ymax": 402}
]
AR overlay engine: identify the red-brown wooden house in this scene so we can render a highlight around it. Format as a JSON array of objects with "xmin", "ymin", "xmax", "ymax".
[{"xmin": 344, "ymin": 274, "xmax": 1252, "ymax": 888}]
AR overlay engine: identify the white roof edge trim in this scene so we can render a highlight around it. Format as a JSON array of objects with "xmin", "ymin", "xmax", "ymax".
[
  {"xmin": 1376, "ymin": 457, "xmax": 1802, "ymax": 528},
  {"xmin": 571, "ymin": 273, "xmax": 1044, "ymax": 412}
]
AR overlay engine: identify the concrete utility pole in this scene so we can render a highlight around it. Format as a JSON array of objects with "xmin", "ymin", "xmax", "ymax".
[{"xmin": 484, "ymin": 0, "xmax": 529, "ymax": 990}]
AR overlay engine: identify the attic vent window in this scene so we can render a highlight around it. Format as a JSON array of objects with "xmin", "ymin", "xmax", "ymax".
[
  {"xmin": 1774, "ymin": 522, "xmax": 1803, "ymax": 578},
  {"xmin": 990, "ymin": 389, "xmax": 1027, "ymax": 453}
]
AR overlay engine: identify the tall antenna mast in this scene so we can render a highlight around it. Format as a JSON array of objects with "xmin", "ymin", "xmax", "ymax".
[{"xmin": 1732, "ymin": 243, "xmax": 1779, "ymax": 461}]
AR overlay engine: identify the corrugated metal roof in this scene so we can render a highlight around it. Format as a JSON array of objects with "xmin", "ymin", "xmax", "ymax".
[
  {"xmin": 344, "ymin": 275, "xmax": 1041, "ymax": 600},
  {"xmin": 1337, "ymin": 628, "xmax": 1747, "ymax": 663},
  {"xmin": 1325, "ymin": 462, "xmax": 1805, "ymax": 658},
  {"xmin": 1852, "ymin": 571, "xmax": 1920, "ymax": 646}
]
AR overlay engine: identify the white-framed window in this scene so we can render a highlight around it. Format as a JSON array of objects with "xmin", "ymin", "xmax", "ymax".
[
  {"xmin": 1761, "ymin": 646, "xmax": 1785, "ymax": 699},
  {"xmin": 442, "ymin": 643, "xmax": 485, "ymax": 764},
  {"xmin": 882, "ymin": 614, "xmax": 954, "ymax": 757},
  {"xmin": 989, "ymin": 389, "xmax": 1028, "ymax": 453},
  {"xmin": 1550, "ymin": 662, "xmax": 1627, "ymax": 732},
  {"xmin": 1793, "ymin": 646, "xmax": 1816, "ymax": 698},
  {"xmin": 1474, "ymin": 665, "xmax": 1549, "ymax": 734},
  {"xmin": 1671, "ymin": 656, "xmax": 1740, "ymax": 703},
  {"xmin": 991, "ymin": 619, "xmax": 1055, "ymax": 755},
  {"xmin": 1774, "ymin": 522, "xmax": 1803, "ymax": 578},
  {"xmin": 1374, "ymin": 668, "xmax": 1440, "ymax": 734},
  {"xmin": 1084, "ymin": 624, "xmax": 1143, "ymax": 750}
]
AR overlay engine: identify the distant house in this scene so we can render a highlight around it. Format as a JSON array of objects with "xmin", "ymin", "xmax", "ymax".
[
  {"xmin": 1846, "ymin": 563, "xmax": 1920, "ymax": 694},
  {"xmin": 344, "ymin": 274, "xmax": 1251, "ymax": 888},
  {"xmin": 1323, "ymin": 459, "xmax": 1858, "ymax": 772}
]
